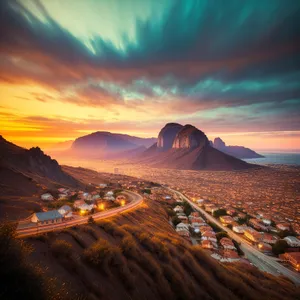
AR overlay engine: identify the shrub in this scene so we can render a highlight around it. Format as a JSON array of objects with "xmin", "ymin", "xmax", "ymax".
[
  {"xmin": 216, "ymin": 231, "xmax": 228, "ymax": 241},
  {"xmin": 51, "ymin": 240, "xmax": 72, "ymax": 258},
  {"xmin": 98, "ymin": 221, "xmax": 128, "ymax": 238},
  {"xmin": 88, "ymin": 216, "xmax": 95, "ymax": 225},
  {"xmin": 80, "ymin": 225, "xmax": 98, "ymax": 240},
  {"xmin": 213, "ymin": 208, "xmax": 227, "ymax": 218},
  {"xmin": 66, "ymin": 230, "xmax": 87, "ymax": 248},
  {"xmin": 120, "ymin": 236, "xmax": 139, "ymax": 258},
  {"xmin": 272, "ymin": 240, "xmax": 288, "ymax": 255},
  {"xmin": 0, "ymin": 222, "xmax": 55, "ymax": 299},
  {"xmin": 83, "ymin": 240, "xmax": 134, "ymax": 290},
  {"xmin": 171, "ymin": 215, "xmax": 181, "ymax": 226}
]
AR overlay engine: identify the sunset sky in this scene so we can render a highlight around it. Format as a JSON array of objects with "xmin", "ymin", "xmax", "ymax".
[{"xmin": 0, "ymin": 0, "xmax": 300, "ymax": 151}]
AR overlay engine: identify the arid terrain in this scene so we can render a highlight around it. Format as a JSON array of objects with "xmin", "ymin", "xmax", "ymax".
[
  {"xmin": 2, "ymin": 195, "xmax": 300, "ymax": 300},
  {"xmin": 54, "ymin": 157, "xmax": 300, "ymax": 234}
]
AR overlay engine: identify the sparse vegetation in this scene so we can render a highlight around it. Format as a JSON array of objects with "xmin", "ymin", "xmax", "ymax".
[
  {"xmin": 88, "ymin": 216, "xmax": 95, "ymax": 225},
  {"xmin": 51, "ymin": 239, "xmax": 72, "ymax": 257},
  {"xmin": 216, "ymin": 231, "xmax": 228, "ymax": 241},
  {"xmin": 0, "ymin": 223, "xmax": 58, "ymax": 300},
  {"xmin": 171, "ymin": 215, "xmax": 181, "ymax": 226},
  {"xmin": 272, "ymin": 240, "xmax": 289, "ymax": 255},
  {"xmin": 213, "ymin": 208, "xmax": 227, "ymax": 218}
]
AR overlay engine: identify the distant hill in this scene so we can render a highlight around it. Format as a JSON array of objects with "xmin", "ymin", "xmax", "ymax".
[
  {"xmin": 71, "ymin": 131, "xmax": 157, "ymax": 157},
  {"xmin": 213, "ymin": 137, "xmax": 264, "ymax": 159},
  {"xmin": 136, "ymin": 123, "xmax": 256, "ymax": 171},
  {"xmin": 0, "ymin": 135, "xmax": 81, "ymax": 196}
]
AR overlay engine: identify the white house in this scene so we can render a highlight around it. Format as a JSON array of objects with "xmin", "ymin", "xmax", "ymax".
[
  {"xmin": 99, "ymin": 183, "xmax": 108, "ymax": 188},
  {"xmin": 31, "ymin": 210, "xmax": 63, "ymax": 225},
  {"xmin": 175, "ymin": 222, "xmax": 190, "ymax": 237},
  {"xmin": 233, "ymin": 225, "xmax": 248, "ymax": 234},
  {"xmin": 41, "ymin": 193, "xmax": 54, "ymax": 201},
  {"xmin": 196, "ymin": 199, "xmax": 205, "ymax": 204},
  {"xmin": 262, "ymin": 218, "xmax": 272, "ymax": 226},
  {"xmin": 106, "ymin": 191, "xmax": 114, "ymax": 197},
  {"xmin": 58, "ymin": 205, "xmax": 72, "ymax": 217},
  {"xmin": 174, "ymin": 205, "xmax": 184, "ymax": 213},
  {"xmin": 284, "ymin": 236, "xmax": 300, "ymax": 247},
  {"xmin": 78, "ymin": 203, "xmax": 94, "ymax": 212},
  {"xmin": 176, "ymin": 222, "xmax": 189, "ymax": 231}
]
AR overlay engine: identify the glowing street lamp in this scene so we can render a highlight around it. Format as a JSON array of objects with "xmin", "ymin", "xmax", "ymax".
[
  {"xmin": 98, "ymin": 203, "xmax": 105, "ymax": 210},
  {"xmin": 121, "ymin": 200, "xmax": 125, "ymax": 206}
]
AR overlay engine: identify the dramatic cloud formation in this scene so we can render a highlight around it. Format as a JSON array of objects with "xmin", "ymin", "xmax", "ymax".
[{"xmin": 0, "ymin": 0, "xmax": 299, "ymax": 150}]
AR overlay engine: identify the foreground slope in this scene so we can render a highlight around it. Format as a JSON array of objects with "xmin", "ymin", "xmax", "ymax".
[
  {"xmin": 0, "ymin": 136, "xmax": 82, "ymax": 220},
  {"xmin": 3, "ymin": 196, "xmax": 298, "ymax": 300}
]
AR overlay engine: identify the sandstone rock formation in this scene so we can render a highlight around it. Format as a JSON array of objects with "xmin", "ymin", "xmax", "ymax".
[{"xmin": 157, "ymin": 123, "xmax": 183, "ymax": 150}]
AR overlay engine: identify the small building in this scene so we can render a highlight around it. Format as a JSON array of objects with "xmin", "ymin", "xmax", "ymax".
[
  {"xmin": 220, "ymin": 238, "xmax": 236, "ymax": 250},
  {"xmin": 220, "ymin": 216, "xmax": 234, "ymax": 225},
  {"xmin": 244, "ymin": 228, "xmax": 263, "ymax": 243},
  {"xmin": 276, "ymin": 223, "xmax": 290, "ymax": 231},
  {"xmin": 78, "ymin": 203, "xmax": 94, "ymax": 212},
  {"xmin": 176, "ymin": 222, "xmax": 190, "ymax": 237},
  {"xmin": 233, "ymin": 225, "xmax": 248, "ymax": 234},
  {"xmin": 196, "ymin": 199, "xmax": 205, "ymax": 205},
  {"xmin": 262, "ymin": 233, "xmax": 278, "ymax": 245},
  {"xmin": 174, "ymin": 205, "xmax": 184, "ymax": 213},
  {"xmin": 258, "ymin": 242, "xmax": 272, "ymax": 253},
  {"xmin": 201, "ymin": 231, "xmax": 217, "ymax": 243},
  {"xmin": 284, "ymin": 236, "xmax": 300, "ymax": 247},
  {"xmin": 280, "ymin": 252, "xmax": 300, "ymax": 271},
  {"xmin": 201, "ymin": 240, "xmax": 214, "ymax": 250},
  {"xmin": 41, "ymin": 193, "xmax": 54, "ymax": 201},
  {"xmin": 31, "ymin": 210, "xmax": 63, "ymax": 225},
  {"xmin": 58, "ymin": 205, "xmax": 72, "ymax": 218}
]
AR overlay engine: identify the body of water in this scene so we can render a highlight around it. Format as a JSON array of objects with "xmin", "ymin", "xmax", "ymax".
[{"xmin": 244, "ymin": 152, "xmax": 300, "ymax": 165}]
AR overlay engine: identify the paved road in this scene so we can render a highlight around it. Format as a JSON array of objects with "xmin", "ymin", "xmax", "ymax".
[
  {"xmin": 17, "ymin": 191, "xmax": 143, "ymax": 238},
  {"xmin": 169, "ymin": 188, "xmax": 300, "ymax": 286}
]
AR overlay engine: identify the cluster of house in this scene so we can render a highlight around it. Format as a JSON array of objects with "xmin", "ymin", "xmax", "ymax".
[
  {"xmin": 32, "ymin": 186, "xmax": 124, "ymax": 225},
  {"xmin": 173, "ymin": 204, "xmax": 241, "ymax": 263}
]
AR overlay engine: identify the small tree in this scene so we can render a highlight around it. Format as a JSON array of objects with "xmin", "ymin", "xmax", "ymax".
[
  {"xmin": 216, "ymin": 231, "xmax": 228, "ymax": 241},
  {"xmin": 171, "ymin": 216, "xmax": 181, "ymax": 227},
  {"xmin": 88, "ymin": 216, "xmax": 95, "ymax": 225},
  {"xmin": 213, "ymin": 209, "xmax": 227, "ymax": 218},
  {"xmin": 272, "ymin": 240, "xmax": 288, "ymax": 255}
]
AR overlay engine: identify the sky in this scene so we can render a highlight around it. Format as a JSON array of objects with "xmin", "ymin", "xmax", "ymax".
[{"xmin": 0, "ymin": 0, "xmax": 300, "ymax": 151}]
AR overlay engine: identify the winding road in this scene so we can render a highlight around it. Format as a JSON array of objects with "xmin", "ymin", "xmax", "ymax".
[
  {"xmin": 169, "ymin": 188, "xmax": 300, "ymax": 286},
  {"xmin": 16, "ymin": 190, "xmax": 143, "ymax": 238}
]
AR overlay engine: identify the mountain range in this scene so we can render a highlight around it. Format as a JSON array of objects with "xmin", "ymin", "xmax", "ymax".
[{"xmin": 55, "ymin": 129, "xmax": 262, "ymax": 160}]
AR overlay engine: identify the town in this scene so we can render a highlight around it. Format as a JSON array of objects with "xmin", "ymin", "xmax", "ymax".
[{"xmin": 147, "ymin": 186, "xmax": 300, "ymax": 274}]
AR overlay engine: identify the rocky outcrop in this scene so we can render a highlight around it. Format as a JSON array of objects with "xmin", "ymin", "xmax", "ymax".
[
  {"xmin": 172, "ymin": 125, "xmax": 209, "ymax": 149},
  {"xmin": 157, "ymin": 123, "xmax": 183, "ymax": 150},
  {"xmin": 213, "ymin": 137, "xmax": 226, "ymax": 150},
  {"xmin": 213, "ymin": 137, "xmax": 264, "ymax": 159},
  {"xmin": 0, "ymin": 136, "xmax": 81, "ymax": 191},
  {"xmin": 136, "ymin": 123, "xmax": 256, "ymax": 171}
]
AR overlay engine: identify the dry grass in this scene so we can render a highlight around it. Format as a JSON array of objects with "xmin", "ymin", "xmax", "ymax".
[
  {"xmin": 50, "ymin": 240, "xmax": 72, "ymax": 258},
  {"xmin": 16, "ymin": 197, "xmax": 300, "ymax": 300}
]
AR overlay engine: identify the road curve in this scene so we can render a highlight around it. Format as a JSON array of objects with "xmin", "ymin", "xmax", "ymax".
[
  {"xmin": 169, "ymin": 188, "xmax": 300, "ymax": 286},
  {"xmin": 16, "ymin": 190, "xmax": 143, "ymax": 238}
]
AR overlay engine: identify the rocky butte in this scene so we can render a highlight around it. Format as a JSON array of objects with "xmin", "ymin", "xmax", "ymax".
[{"xmin": 137, "ymin": 123, "xmax": 257, "ymax": 171}]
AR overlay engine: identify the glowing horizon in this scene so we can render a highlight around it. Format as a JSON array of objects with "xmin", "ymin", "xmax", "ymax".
[{"xmin": 1, "ymin": 0, "xmax": 300, "ymax": 152}]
